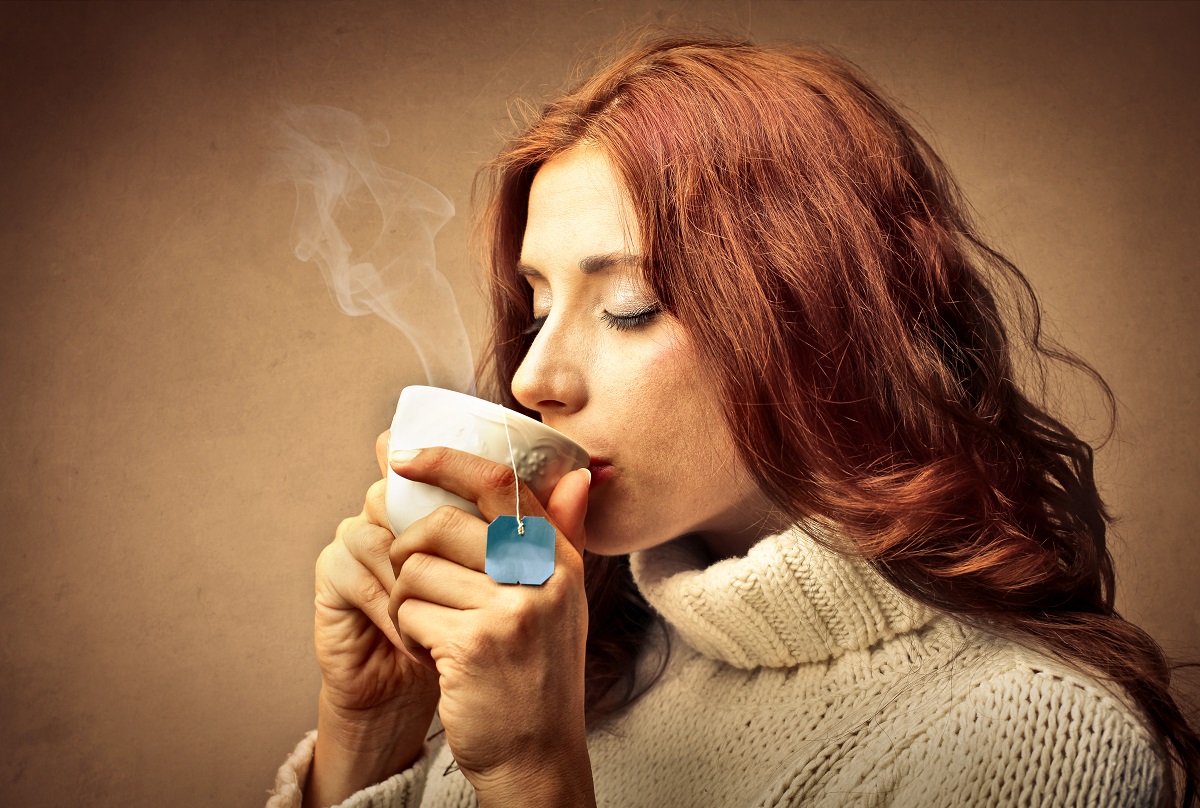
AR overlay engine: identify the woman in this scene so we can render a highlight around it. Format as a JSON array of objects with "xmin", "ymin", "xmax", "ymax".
[{"xmin": 270, "ymin": 35, "xmax": 1199, "ymax": 807}]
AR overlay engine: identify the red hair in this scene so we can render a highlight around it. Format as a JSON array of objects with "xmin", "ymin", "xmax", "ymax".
[{"xmin": 472, "ymin": 33, "xmax": 1199, "ymax": 804}]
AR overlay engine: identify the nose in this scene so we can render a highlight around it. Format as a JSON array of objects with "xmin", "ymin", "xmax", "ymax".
[{"xmin": 510, "ymin": 318, "xmax": 587, "ymax": 418}]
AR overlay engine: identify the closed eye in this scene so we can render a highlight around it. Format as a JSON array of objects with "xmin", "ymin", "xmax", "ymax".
[
  {"xmin": 601, "ymin": 305, "xmax": 661, "ymax": 331},
  {"xmin": 523, "ymin": 304, "xmax": 661, "ymax": 337}
]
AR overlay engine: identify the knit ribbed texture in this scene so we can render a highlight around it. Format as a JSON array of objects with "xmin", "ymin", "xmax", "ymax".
[
  {"xmin": 630, "ymin": 528, "xmax": 938, "ymax": 667},
  {"xmin": 265, "ymin": 732, "xmax": 440, "ymax": 808},
  {"xmin": 268, "ymin": 525, "xmax": 1162, "ymax": 807}
]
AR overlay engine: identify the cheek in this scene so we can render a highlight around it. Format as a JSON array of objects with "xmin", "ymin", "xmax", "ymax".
[
  {"xmin": 626, "ymin": 342, "xmax": 723, "ymax": 467},
  {"xmin": 623, "ymin": 329, "xmax": 695, "ymax": 398},
  {"xmin": 621, "ymin": 344, "xmax": 692, "ymax": 427}
]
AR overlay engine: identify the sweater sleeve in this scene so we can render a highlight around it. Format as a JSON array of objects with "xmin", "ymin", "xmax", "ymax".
[
  {"xmin": 883, "ymin": 665, "xmax": 1164, "ymax": 807},
  {"xmin": 265, "ymin": 729, "xmax": 441, "ymax": 808}
]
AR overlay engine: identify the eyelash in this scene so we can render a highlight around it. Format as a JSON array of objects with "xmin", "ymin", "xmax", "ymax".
[
  {"xmin": 603, "ymin": 305, "xmax": 661, "ymax": 331},
  {"xmin": 523, "ymin": 305, "xmax": 662, "ymax": 336}
]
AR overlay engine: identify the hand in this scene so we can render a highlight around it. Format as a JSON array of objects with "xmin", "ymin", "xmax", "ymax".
[
  {"xmin": 306, "ymin": 431, "xmax": 441, "ymax": 806},
  {"xmin": 387, "ymin": 447, "xmax": 595, "ymax": 805}
]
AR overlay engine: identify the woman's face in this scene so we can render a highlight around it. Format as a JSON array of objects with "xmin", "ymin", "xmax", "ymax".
[{"xmin": 512, "ymin": 146, "xmax": 785, "ymax": 559}]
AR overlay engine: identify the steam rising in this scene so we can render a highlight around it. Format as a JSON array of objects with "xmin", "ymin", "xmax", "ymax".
[{"xmin": 275, "ymin": 104, "xmax": 474, "ymax": 394}]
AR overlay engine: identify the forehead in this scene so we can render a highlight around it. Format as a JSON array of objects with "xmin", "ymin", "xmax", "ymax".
[{"xmin": 521, "ymin": 147, "xmax": 640, "ymax": 262}]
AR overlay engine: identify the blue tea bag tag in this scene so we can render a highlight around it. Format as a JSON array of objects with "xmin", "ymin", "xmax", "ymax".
[{"xmin": 486, "ymin": 516, "xmax": 556, "ymax": 585}]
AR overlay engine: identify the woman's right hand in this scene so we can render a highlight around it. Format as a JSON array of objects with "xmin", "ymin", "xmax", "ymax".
[{"xmin": 305, "ymin": 430, "xmax": 441, "ymax": 807}]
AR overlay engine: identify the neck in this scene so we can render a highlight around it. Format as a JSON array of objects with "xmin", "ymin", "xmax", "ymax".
[
  {"xmin": 631, "ymin": 523, "xmax": 940, "ymax": 668},
  {"xmin": 689, "ymin": 499, "xmax": 795, "ymax": 562}
]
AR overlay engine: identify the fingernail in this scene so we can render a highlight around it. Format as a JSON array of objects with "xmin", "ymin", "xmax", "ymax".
[
  {"xmin": 391, "ymin": 448, "xmax": 420, "ymax": 465},
  {"xmin": 580, "ymin": 467, "xmax": 592, "ymax": 485}
]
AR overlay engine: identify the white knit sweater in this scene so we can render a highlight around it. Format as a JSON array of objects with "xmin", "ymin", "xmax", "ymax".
[{"xmin": 268, "ymin": 526, "xmax": 1163, "ymax": 807}]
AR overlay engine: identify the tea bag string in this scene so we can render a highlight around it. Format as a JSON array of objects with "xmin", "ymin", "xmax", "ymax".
[{"xmin": 500, "ymin": 409, "xmax": 525, "ymax": 535}]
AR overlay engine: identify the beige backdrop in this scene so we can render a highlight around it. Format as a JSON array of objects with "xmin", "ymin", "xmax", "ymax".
[{"xmin": 1, "ymin": 1, "xmax": 1196, "ymax": 805}]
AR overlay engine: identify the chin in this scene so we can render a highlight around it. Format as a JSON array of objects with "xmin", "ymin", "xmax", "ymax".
[
  {"xmin": 580, "ymin": 533, "xmax": 641, "ymax": 557},
  {"xmin": 581, "ymin": 513, "xmax": 674, "ymax": 557}
]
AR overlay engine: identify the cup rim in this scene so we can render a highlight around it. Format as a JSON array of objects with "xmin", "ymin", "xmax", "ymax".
[{"xmin": 398, "ymin": 385, "xmax": 576, "ymax": 443}]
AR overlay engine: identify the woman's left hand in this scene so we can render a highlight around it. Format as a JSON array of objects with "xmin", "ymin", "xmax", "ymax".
[{"xmin": 387, "ymin": 446, "xmax": 595, "ymax": 807}]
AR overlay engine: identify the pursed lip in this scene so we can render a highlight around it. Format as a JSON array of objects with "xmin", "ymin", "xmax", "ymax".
[{"xmin": 587, "ymin": 456, "xmax": 615, "ymax": 486}]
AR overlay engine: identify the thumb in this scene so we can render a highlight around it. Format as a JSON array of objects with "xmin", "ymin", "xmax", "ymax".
[{"xmin": 545, "ymin": 467, "xmax": 590, "ymax": 557}]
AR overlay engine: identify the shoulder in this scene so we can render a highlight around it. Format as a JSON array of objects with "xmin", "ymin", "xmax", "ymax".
[{"xmin": 892, "ymin": 624, "xmax": 1164, "ymax": 807}]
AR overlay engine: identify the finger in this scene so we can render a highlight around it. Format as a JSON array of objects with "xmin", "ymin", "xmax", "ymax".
[
  {"xmin": 341, "ymin": 505, "xmax": 396, "ymax": 589},
  {"xmin": 376, "ymin": 430, "xmax": 391, "ymax": 478},
  {"xmin": 386, "ymin": 511, "xmax": 488, "ymax": 647},
  {"xmin": 362, "ymin": 477, "xmax": 391, "ymax": 532},
  {"xmin": 545, "ymin": 467, "xmax": 590, "ymax": 558},
  {"xmin": 389, "ymin": 504, "xmax": 489, "ymax": 580},
  {"xmin": 389, "ymin": 446, "xmax": 549, "ymax": 525},
  {"xmin": 392, "ymin": 551, "xmax": 495, "ymax": 612},
  {"xmin": 315, "ymin": 532, "xmax": 405, "ymax": 649},
  {"xmin": 391, "ymin": 596, "xmax": 468, "ymax": 671}
]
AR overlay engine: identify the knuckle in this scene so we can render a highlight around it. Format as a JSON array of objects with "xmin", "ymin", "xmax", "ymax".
[
  {"xmin": 341, "ymin": 518, "xmax": 391, "ymax": 562},
  {"xmin": 337, "ymin": 516, "xmax": 364, "ymax": 548},
  {"xmin": 422, "ymin": 446, "xmax": 451, "ymax": 472},
  {"xmin": 315, "ymin": 542, "xmax": 337, "ymax": 576},
  {"xmin": 366, "ymin": 477, "xmax": 388, "ymax": 503},
  {"xmin": 454, "ymin": 625, "xmax": 497, "ymax": 660},
  {"xmin": 481, "ymin": 462, "xmax": 519, "ymax": 493},
  {"xmin": 494, "ymin": 592, "xmax": 539, "ymax": 640},
  {"xmin": 399, "ymin": 551, "xmax": 436, "ymax": 584},
  {"xmin": 349, "ymin": 571, "xmax": 380, "ymax": 607},
  {"xmin": 364, "ymin": 479, "xmax": 389, "ymax": 521},
  {"xmin": 363, "ymin": 526, "xmax": 393, "ymax": 563},
  {"xmin": 429, "ymin": 504, "xmax": 462, "ymax": 532}
]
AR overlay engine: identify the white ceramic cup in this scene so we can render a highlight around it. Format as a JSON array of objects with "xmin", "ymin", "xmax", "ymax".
[{"xmin": 385, "ymin": 385, "xmax": 591, "ymax": 535}]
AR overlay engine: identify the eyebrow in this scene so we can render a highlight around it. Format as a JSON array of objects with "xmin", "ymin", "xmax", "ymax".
[{"xmin": 516, "ymin": 251, "xmax": 643, "ymax": 279}]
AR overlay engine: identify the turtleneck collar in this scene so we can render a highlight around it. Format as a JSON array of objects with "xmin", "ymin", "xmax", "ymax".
[{"xmin": 629, "ymin": 524, "xmax": 939, "ymax": 669}]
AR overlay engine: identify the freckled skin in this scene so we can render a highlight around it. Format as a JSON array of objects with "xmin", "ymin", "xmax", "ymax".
[{"xmin": 512, "ymin": 147, "xmax": 787, "ymax": 560}]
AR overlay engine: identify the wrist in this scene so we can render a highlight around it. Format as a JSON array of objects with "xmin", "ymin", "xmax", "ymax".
[
  {"xmin": 303, "ymin": 689, "xmax": 438, "ymax": 808},
  {"xmin": 316, "ymin": 687, "xmax": 436, "ymax": 755},
  {"xmin": 471, "ymin": 741, "xmax": 596, "ymax": 808}
]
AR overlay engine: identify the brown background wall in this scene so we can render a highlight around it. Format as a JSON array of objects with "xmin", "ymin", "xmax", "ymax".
[{"xmin": 1, "ymin": 2, "xmax": 1196, "ymax": 805}]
